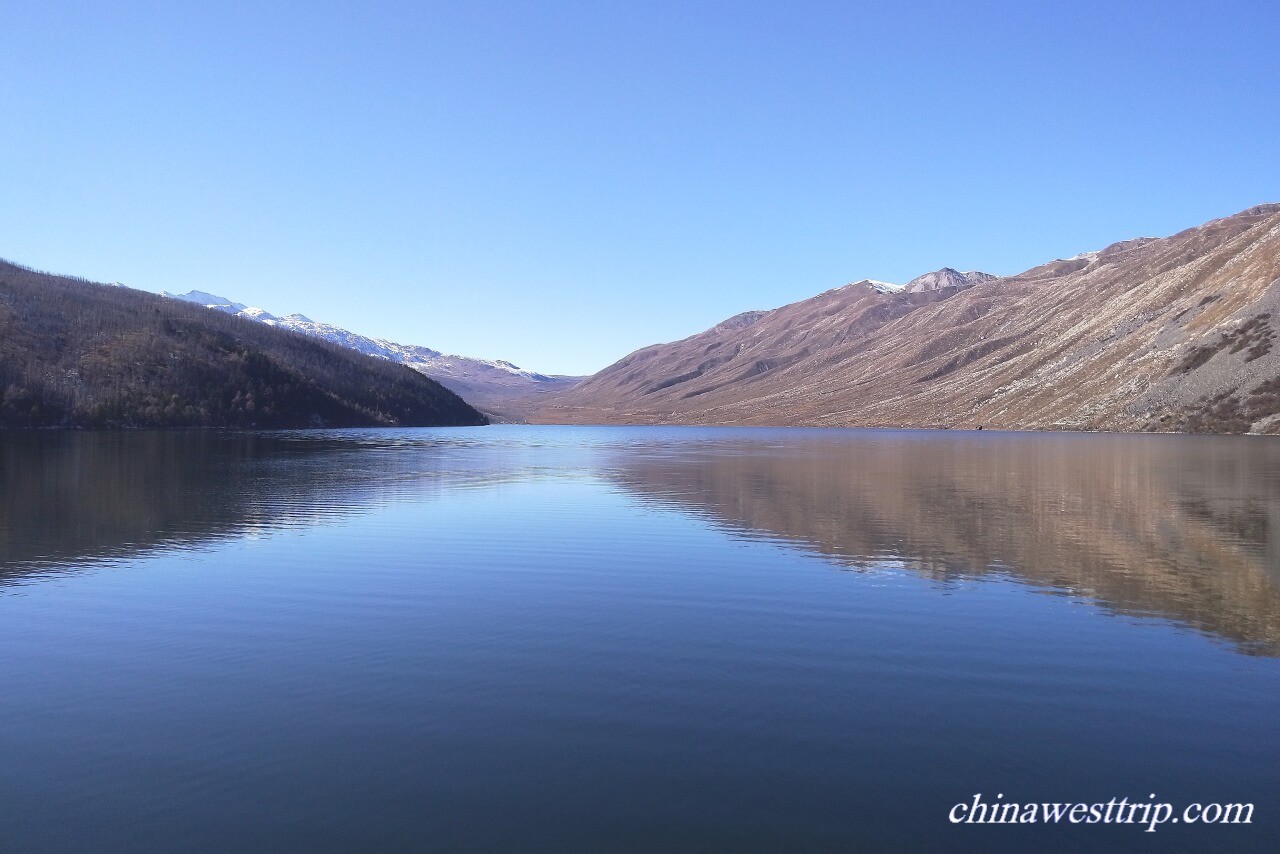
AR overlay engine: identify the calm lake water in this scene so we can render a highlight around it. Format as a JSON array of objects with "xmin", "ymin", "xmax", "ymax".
[{"xmin": 1, "ymin": 426, "xmax": 1277, "ymax": 852}]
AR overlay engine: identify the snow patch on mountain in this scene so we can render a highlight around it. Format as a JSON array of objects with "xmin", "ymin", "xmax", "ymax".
[
  {"xmin": 1065, "ymin": 249, "xmax": 1102, "ymax": 263},
  {"xmin": 161, "ymin": 290, "xmax": 568, "ymax": 384},
  {"xmin": 162, "ymin": 290, "xmax": 247, "ymax": 312},
  {"xmin": 866, "ymin": 280, "xmax": 904, "ymax": 294},
  {"xmin": 238, "ymin": 306, "xmax": 278, "ymax": 322},
  {"xmin": 833, "ymin": 279, "xmax": 904, "ymax": 295}
]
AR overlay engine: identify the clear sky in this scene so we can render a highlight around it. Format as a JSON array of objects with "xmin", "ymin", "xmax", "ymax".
[{"xmin": 3, "ymin": 1, "xmax": 1278, "ymax": 375}]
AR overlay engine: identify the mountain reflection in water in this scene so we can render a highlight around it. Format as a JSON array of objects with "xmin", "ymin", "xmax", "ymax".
[
  {"xmin": 602, "ymin": 430, "xmax": 1280, "ymax": 656},
  {"xmin": 3, "ymin": 427, "xmax": 1278, "ymax": 655},
  {"xmin": 0, "ymin": 430, "xmax": 515, "ymax": 578}
]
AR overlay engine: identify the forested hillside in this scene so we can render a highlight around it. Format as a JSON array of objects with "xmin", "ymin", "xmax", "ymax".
[{"xmin": 0, "ymin": 260, "xmax": 488, "ymax": 429}]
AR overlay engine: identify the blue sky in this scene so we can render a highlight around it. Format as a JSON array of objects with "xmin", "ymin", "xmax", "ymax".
[{"xmin": 3, "ymin": 1, "xmax": 1278, "ymax": 375}]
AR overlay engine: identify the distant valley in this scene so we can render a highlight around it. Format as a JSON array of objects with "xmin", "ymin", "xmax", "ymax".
[
  {"xmin": 162, "ymin": 291, "xmax": 581, "ymax": 420},
  {"xmin": 6, "ymin": 203, "xmax": 1280, "ymax": 434}
]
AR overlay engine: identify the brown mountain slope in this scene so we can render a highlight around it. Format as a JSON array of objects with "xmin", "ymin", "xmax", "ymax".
[
  {"xmin": 533, "ymin": 203, "xmax": 1280, "ymax": 433},
  {"xmin": 902, "ymin": 267, "xmax": 995, "ymax": 292}
]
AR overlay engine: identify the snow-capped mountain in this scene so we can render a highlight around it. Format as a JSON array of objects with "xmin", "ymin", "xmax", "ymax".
[
  {"xmin": 161, "ymin": 290, "xmax": 580, "ymax": 418},
  {"xmin": 167, "ymin": 290, "xmax": 250, "ymax": 313}
]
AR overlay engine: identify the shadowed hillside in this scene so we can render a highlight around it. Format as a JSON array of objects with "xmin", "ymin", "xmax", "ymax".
[{"xmin": 0, "ymin": 260, "xmax": 487, "ymax": 429}]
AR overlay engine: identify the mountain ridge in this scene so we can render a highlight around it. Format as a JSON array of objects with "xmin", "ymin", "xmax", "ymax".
[
  {"xmin": 160, "ymin": 291, "xmax": 581, "ymax": 419},
  {"xmin": 0, "ymin": 260, "xmax": 487, "ymax": 429},
  {"xmin": 532, "ymin": 203, "xmax": 1280, "ymax": 433}
]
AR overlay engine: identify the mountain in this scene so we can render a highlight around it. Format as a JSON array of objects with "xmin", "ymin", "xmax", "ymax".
[
  {"xmin": 162, "ymin": 291, "xmax": 580, "ymax": 419},
  {"xmin": 902, "ymin": 268, "xmax": 996, "ymax": 293},
  {"xmin": 533, "ymin": 203, "xmax": 1280, "ymax": 433},
  {"xmin": 0, "ymin": 260, "xmax": 487, "ymax": 429}
]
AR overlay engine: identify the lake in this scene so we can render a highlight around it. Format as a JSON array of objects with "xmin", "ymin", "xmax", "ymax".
[{"xmin": 1, "ymin": 426, "xmax": 1277, "ymax": 852}]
